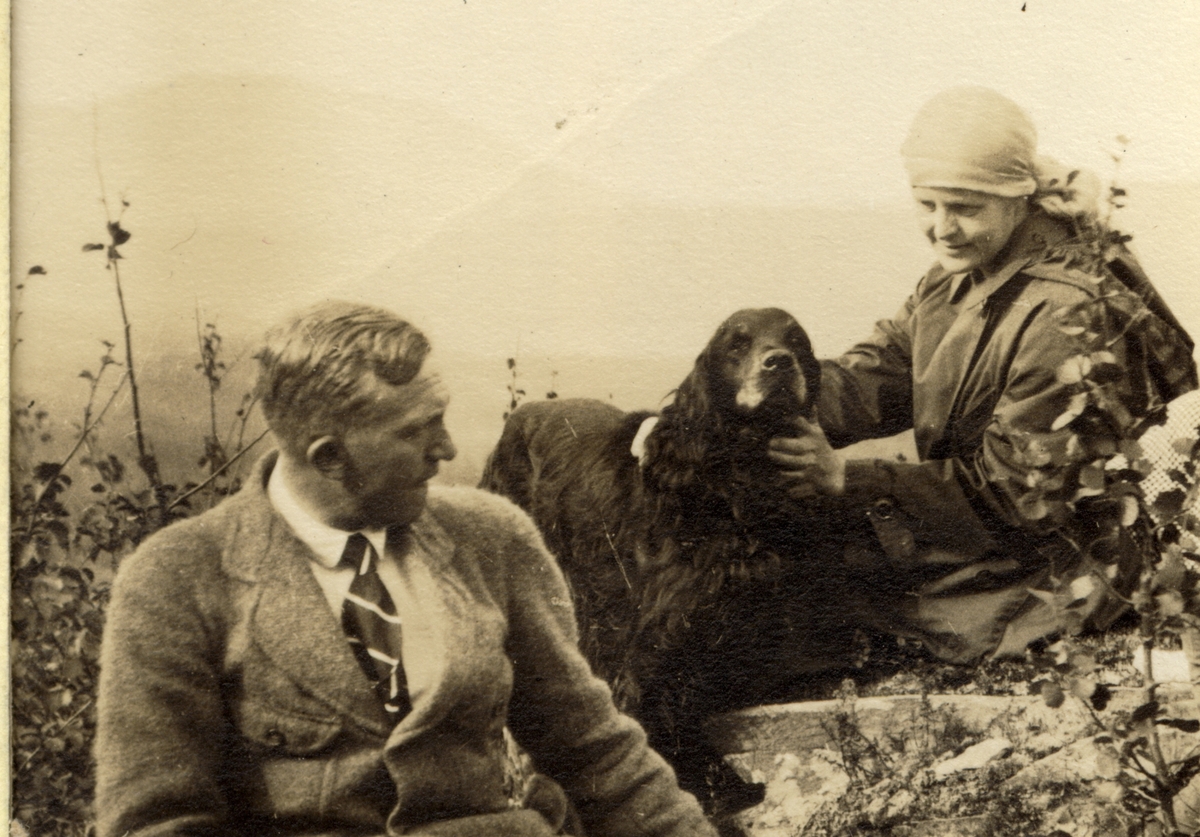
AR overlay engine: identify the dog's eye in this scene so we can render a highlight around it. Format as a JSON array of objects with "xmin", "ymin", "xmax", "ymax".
[
  {"xmin": 727, "ymin": 332, "xmax": 752, "ymax": 355},
  {"xmin": 785, "ymin": 329, "xmax": 810, "ymax": 353}
]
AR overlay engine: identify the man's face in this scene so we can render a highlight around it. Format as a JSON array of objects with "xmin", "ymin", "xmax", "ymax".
[
  {"xmin": 912, "ymin": 186, "xmax": 1028, "ymax": 275},
  {"xmin": 337, "ymin": 370, "xmax": 457, "ymax": 530}
]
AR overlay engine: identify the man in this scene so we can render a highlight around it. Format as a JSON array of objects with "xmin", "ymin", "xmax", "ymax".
[
  {"xmin": 770, "ymin": 87, "xmax": 1197, "ymax": 663},
  {"xmin": 95, "ymin": 301, "xmax": 717, "ymax": 837}
]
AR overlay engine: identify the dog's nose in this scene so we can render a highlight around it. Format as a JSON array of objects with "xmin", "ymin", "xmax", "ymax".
[{"xmin": 761, "ymin": 350, "xmax": 795, "ymax": 371}]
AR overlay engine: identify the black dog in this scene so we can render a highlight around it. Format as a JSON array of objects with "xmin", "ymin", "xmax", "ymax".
[{"xmin": 481, "ymin": 308, "xmax": 854, "ymax": 815}]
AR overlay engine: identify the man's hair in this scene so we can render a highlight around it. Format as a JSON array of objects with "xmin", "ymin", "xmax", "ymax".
[{"xmin": 256, "ymin": 301, "xmax": 431, "ymax": 453}]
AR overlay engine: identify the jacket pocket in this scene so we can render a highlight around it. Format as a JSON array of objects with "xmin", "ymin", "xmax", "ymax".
[{"xmin": 233, "ymin": 696, "xmax": 344, "ymax": 756}]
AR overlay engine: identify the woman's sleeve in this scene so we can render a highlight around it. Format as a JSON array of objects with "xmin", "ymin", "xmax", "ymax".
[
  {"xmin": 818, "ymin": 289, "xmax": 919, "ymax": 448},
  {"xmin": 841, "ymin": 276, "xmax": 1196, "ymax": 544},
  {"xmin": 497, "ymin": 510, "xmax": 717, "ymax": 837}
]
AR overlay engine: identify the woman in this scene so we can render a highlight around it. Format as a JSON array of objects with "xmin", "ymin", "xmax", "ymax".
[{"xmin": 770, "ymin": 87, "xmax": 1197, "ymax": 663}]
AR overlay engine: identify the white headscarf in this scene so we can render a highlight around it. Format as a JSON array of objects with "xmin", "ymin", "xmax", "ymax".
[{"xmin": 901, "ymin": 86, "xmax": 1038, "ymax": 198}]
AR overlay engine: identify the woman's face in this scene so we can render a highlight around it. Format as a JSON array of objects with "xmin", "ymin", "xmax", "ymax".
[{"xmin": 912, "ymin": 187, "xmax": 1029, "ymax": 274}]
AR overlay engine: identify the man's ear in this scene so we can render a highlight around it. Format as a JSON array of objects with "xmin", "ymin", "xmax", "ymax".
[{"xmin": 306, "ymin": 436, "xmax": 347, "ymax": 479}]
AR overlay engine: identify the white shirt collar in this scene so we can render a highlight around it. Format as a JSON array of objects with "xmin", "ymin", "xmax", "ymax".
[{"xmin": 267, "ymin": 459, "xmax": 388, "ymax": 569}]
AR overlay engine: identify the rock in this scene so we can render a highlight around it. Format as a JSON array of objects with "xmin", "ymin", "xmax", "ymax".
[
  {"xmin": 884, "ymin": 788, "xmax": 916, "ymax": 821},
  {"xmin": 1047, "ymin": 798, "xmax": 1135, "ymax": 837},
  {"xmin": 893, "ymin": 816, "xmax": 990, "ymax": 836},
  {"xmin": 931, "ymin": 737, "xmax": 1013, "ymax": 779},
  {"xmin": 1023, "ymin": 730, "xmax": 1070, "ymax": 758},
  {"xmin": 1003, "ymin": 734, "xmax": 1122, "ymax": 788},
  {"xmin": 738, "ymin": 750, "xmax": 850, "ymax": 836},
  {"xmin": 1133, "ymin": 647, "xmax": 1193, "ymax": 683},
  {"xmin": 863, "ymin": 787, "xmax": 892, "ymax": 826}
]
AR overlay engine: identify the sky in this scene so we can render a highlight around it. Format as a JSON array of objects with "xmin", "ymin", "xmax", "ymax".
[{"xmin": 10, "ymin": 1, "xmax": 1200, "ymax": 477}]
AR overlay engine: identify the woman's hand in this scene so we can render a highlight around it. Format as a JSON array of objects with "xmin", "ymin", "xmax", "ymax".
[{"xmin": 768, "ymin": 416, "xmax": 846, "ymax": 499}]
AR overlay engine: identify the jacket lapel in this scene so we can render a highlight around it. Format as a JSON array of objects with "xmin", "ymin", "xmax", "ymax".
[
  {"xmin": 223, "ymin": 454, "xmax": 391, "ymax": 735},
  {"xmin": 382, "ymin": 509, "xmax": 465, "ymax": 747},
  {"xmin": 250, "ymin": 535, "xmax": 392, "ymax": 734}
]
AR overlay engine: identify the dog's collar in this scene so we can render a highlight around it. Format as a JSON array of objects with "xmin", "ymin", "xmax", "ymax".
[{"xmin": 630, "ymin": 416, "xmax": 660, "ymax": 467}]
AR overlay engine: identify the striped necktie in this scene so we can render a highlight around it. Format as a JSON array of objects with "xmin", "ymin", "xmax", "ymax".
[{"xmin": 339, "ymin": 532, "xmax": 411, "ymax": 718}]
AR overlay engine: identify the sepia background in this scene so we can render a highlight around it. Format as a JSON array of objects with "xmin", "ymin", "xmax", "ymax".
[{"xmin": 11, "ymin": 1, "xmax": 1200, "ymax": 485}]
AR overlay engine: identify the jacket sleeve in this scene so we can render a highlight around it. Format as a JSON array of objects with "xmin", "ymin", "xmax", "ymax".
[
  {"xmin": 817, "ymin": 289, "xmax": 918, "ymax": 448},
  {"xmin": 94, "ymin": 526, "xmax": 237, "ymax": 837},
  {"xmin": 831, "ymin": 273, "xmax": 1196, "ymax": 545},
  {"xmin": 496, "ymin": 509, "xmax": 717, "ymax": 837}
]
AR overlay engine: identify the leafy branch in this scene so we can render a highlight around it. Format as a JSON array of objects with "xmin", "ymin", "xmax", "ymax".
[{"xmin": 83, "ymin": 205, "xmax": 169, "ymax": 525}]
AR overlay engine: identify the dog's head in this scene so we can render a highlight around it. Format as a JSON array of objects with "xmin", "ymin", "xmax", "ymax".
[{"xmin": 687, "ymin": 307, "xmax": 819, "ymax": 430}]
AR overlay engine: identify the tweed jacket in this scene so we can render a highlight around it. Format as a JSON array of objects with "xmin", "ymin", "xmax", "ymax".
[
  {"xmin": 818, "ymin": 210, "xmax": 1197, "ymax": 663},
  {"xmin": 95, "ymin": 452, "xmax": 715, "ymax": 837}
]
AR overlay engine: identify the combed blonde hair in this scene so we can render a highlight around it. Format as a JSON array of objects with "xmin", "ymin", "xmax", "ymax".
[{"xmin": 256, "ymin": 301, "xmax": 430, "ymax": 453}]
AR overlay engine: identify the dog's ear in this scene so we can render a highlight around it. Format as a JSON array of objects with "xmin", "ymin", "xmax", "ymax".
[
  {"xmin": 803, "ymin": 354, "xmax": 822, "ymax": 420},
  {"xmin": 672, "ymin": 361, "xmax": 713, "ymax": 427},
  {"xmin": 792, "ymin": 324, "xmax": 822, "ymax": 419},
  {"xmin": 646, "ymin": 341, "xmax": 722, "ymax": 486}
]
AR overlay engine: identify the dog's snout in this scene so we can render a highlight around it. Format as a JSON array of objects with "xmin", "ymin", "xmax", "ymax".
[{"xmin": 761, "ymin": 350, "xmax": 795, "ymax": 372}]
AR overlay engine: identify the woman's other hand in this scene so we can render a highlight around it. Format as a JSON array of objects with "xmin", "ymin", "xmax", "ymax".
[{"xmin": 768, "ymin": 416, "xmax": 846, "ymax": 499}]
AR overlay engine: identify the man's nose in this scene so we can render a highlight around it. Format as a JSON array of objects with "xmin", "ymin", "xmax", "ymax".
[{"xmin": 433, "ymin": 431, "xmax": 457, "ymax": 461}]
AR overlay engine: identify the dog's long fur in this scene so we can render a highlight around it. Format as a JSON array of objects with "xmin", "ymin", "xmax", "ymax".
[{"xmin": 480, "ymin": 308, "xmax": 853, "ymax": 808}]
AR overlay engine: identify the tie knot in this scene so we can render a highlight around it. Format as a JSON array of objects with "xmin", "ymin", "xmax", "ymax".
[{"xmin": 339, "ymin": 533, "xmax": 375, "ymax": 574}]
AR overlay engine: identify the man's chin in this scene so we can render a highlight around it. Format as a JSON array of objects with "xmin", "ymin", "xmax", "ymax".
[{"xmin": 365, "ymin": 485, "xmax": 428, "ymax": 529}]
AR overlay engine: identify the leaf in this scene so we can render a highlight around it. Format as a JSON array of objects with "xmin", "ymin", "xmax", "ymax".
[
  {"xmin": 33, "ymin": 462, "xmax": 63, "ymax": 482},
  {"xmin": 1130, "ymin": 700, "xmax": 1161, "ymax": 726},
  {"xmin": 82, "ymin": 243, "xmax": 105, "ymax": 252},
  {"xmin": 107, "ymin": 221, "xmax": 132, "ymax": 246},
  {"xmin": 1028, "ymin": 588, "xmax": 1059, "ymax": 606},
  {"xmin": 1177, "ymin": 754, "xmax": 1200, "ymax": 785},
  {"xmin": 1051, "ymin": 392, "xmax": 1090, "ymax": 431},
  {"xmin": 1153, "ymin": 489, "xmax": 1188, "ymax": 520},
  {"xmin": 1042, "ymin": 681, "xmax": 1065, "ymax": 708},
  {"xmin": 1118, "ymin": 438, "xmax": 1144, "ymax": 462},
  {"xmin": 1156, "ymin": 590, "xmax": 1185, "ymax": 617},
  {"xmin": 1056, "ymin": 355, "xmax": 1093, "ymax": 385},
  {"xmin": 1068, "ymin": 650, "xmax": 1098, "ymax": 674},
  {"xmin": 46, "ymin": 520, "xmax": 70, "ymax": 549},
  {"xmin": 1172, "ymin": 437, "xmax": 1198, "ymax": 456},
  {"xmin": 27, "ymin": 265, "xmax": 47, "ymax": 275},
  {"xmin": 1155, "ymin": 717, "xmax": 1200, "ymax": 733},
  {"xmin": 1069, "ymin": 575, "xmax": 1098, "ymax": 605},
  {"xmin": 1079, "ymin": 464, "xmax": 1107, "ymax": 491},
  {"xmin": 1070, "ymin": 677, "xmax": 1097, "ymax": 701},
  {"xmin": 1121, "ymin": 495, "xmax": 1140, "ymax": 527}
]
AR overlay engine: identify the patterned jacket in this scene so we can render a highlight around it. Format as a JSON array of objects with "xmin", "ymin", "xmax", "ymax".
[{"xmin": 95, "ymin": 452, "xmax": 715, "ymax": 837}]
